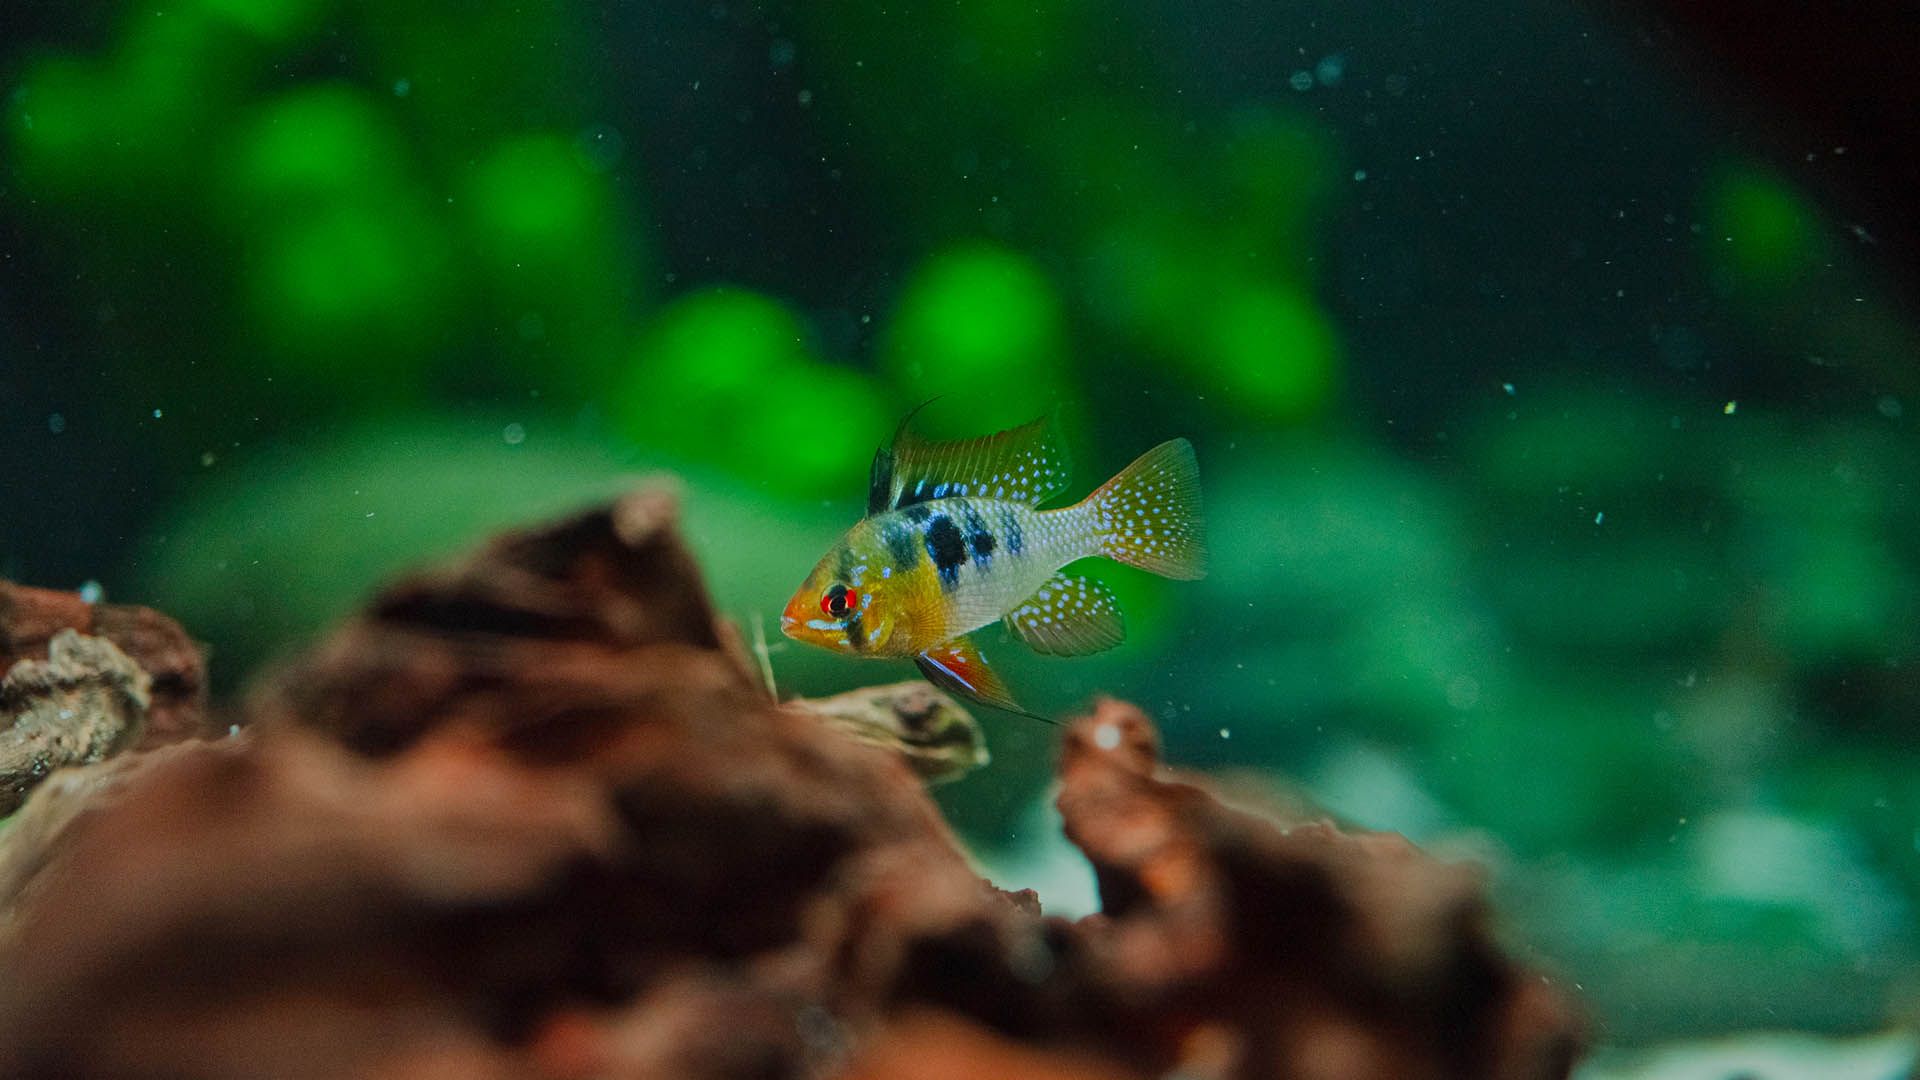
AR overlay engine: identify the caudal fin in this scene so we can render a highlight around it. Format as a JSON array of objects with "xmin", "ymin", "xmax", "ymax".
[{"xmin": 1078, "ymin": 438, "xmax": 1206, "ymax": 580}]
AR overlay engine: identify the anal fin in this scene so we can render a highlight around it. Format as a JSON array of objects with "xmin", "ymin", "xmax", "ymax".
[
  {"xmin": 917, "ymin": 636, "xmax": 1026, "ymax": 715},
  {"xmin": 1006, "ymin": 573, "xmax": 1125, "ymax": 656}
]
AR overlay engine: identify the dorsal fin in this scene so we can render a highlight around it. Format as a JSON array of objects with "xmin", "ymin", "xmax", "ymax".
[{"xmin": 867, "ymin": 409, "xmax": 1070, "ymax": 515}]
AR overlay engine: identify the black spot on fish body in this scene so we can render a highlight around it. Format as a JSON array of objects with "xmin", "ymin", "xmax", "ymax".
[
  {"xmin": 881, "ymin": 518, "xmax": 920, "ymax": 567},
  {"xmin": 925, "ymin": 513, "xmax": 967, "ymax": 590},
  {"xmin": 1000, "ymin": 509, "xmax": 1023, "ymax": 555},
  {"xmin": 903, "ymin": 503, "xmax": 933, "ymax": 523},
  {"xmin": 962, "ymin": 503, "xmax": 995, "ymax": 566}
]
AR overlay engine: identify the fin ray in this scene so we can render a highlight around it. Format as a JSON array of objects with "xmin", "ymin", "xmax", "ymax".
[
  {"xmin": 1080, "ymin": 438, "xmax": 1206, "ymax": 579},
  {"xmin": 1006, "ymin": 574, "xmax": 1125, "ymax": 656},
  {"xmin": 917, "ymin": 636, "xmax": 1025, "ymax": 714},
  {"xmin": 870, "ymin": 412, "xmax": 1070, "ymax": 514}
]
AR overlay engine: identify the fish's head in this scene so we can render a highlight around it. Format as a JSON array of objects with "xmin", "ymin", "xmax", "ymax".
[{"xmin": 781, "ymin": 528, "xmax": 902, "ymax": 655}]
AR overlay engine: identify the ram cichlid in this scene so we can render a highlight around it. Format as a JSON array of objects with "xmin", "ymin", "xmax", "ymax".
[{"xmin": 781, "ymin": 410, "xmax": 1206, "ymax": 717}]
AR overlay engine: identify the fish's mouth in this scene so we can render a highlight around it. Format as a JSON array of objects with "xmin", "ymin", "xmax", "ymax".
[{"xmin": 779, "ymin": 592, "xmax": 811, "ymax": 640}]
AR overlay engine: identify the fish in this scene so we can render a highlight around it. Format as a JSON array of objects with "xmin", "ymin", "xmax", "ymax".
[{"xmin": 780, "ymin": 409, "xmax": 1206, "ymax": 716}]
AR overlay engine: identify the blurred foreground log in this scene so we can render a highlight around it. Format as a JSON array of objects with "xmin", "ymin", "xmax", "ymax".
[{"xmin": 0, "ymin": 486, "xmax": 1582, "ymax": 1079}]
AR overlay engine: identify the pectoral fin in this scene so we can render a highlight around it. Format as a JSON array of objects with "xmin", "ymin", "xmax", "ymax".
[
  {"xmin": 1005, "ymin": 573, "xmax": 1125, "ymax": 656},
  {"xmin": 916, "ymin": 636, "xmax": 1023, "ymax": 715}
]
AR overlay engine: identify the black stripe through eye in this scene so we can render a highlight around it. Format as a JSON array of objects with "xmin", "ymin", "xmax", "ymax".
[
  {"xmin": 825, "ymin": 584, "xmax": 851, "ymax": 617},
  {"xmin": 882, "ymin": 519, "xmax": 920, "ymax": 567}
]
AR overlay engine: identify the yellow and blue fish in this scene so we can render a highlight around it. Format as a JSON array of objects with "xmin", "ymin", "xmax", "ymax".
[{"xmin": 781, "ymin": 410, "xmax": 1206, "ymax": 715}]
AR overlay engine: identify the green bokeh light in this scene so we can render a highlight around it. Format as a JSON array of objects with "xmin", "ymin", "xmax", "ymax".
[
  {"xmin": 7, "ymin": 56, "xmax": 108, "ymax": 191},
  {"xmin": 231, "ymin": 86, "xmax": 408, "ymax": 212},
  {"xmin": 883, "ymin": 243, "xmax": 1069, "ymax": 424},
  {"xmin": 1707, "ymin": 165, "xmax": 1825, "ymax": 290},
  {"xmin": 197, "ymin": 0, "xmax": 327, "ymax": 42},
  {"xmin": 460, "ymin": 133, "xmax": 640, "ymax": 385},
  {"xmin": 13, "ymin": 8, "xmax": 297, "ymax": 196},
  {"xmin": 1083, "ymin": 220, "xmax": 1210, "ymax": 349},
  {"xmin": 740, "ymin": 362, "xmax": 891, "ymax": 496},
  {"xmin": 226, "ymin": 85, "xmax": 446, "ymax": 379},
  {"xmin": 1196, "ymin": 281, "xmax": 1339, "ymax": 419},
  {"xmin": 627, "ymin": 288, "xmax": 814, "ymax": 421},
  {"xmin": 1221, "ymin": 106, "xmax": 1336, "ymax": 258},
  {"xmin": 253, "ymin": 203, "xmax": 446, "ymax": 380},
  {"xmin": 616, "ymin": 288, "xmax": 887, "ymax": 495},
  {"xmin": 114, "ymin": 7, "xmax": 248, "ymax": 169},
  {"xmin": 464, "ymin": 135, "xmax": 607, "ymax": 266}
]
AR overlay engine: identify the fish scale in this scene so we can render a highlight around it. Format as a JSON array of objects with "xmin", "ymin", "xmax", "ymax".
[{"xmin": 860, "ymin": 496, "xmax": 1092, "ymax": 645}]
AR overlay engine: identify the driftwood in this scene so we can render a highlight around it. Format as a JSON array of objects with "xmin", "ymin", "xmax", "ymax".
[
  {"xmin": 0, "ymin": 580, "xmax": 209, "ymax": 747},
  {"xmin": 0, "ymin": 486, "xmax": 1583, "ymax": 1079},
  {"xmin": 0, "ymin": 631, "xmax": 151, "ymax": 817},
  {"xmin": 793, "ymin": 680, "xmax": 989, "ymax": 784}
]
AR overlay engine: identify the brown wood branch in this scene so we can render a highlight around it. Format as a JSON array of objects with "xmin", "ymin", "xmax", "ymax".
[
  {"xmin": 0, "ymin": 581, "xmax": 210, "ymax": 747},
  {"xmin": 0, "ymin": 631, "xmax": 150, "ymax": 817},
  {"xmin": 0, "ymin": 484, "xmax": 1583, "ymax": 1080}
]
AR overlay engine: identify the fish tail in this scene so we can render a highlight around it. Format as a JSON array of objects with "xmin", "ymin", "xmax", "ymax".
[{"xmin": 1074, "ymin": 438, "xmax": 1206, "ymax": 580}]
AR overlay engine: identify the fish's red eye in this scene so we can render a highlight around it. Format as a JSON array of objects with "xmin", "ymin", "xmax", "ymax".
[{"xmin": 821, "ymin": 584, "xmax": 858, "ymax": 618}]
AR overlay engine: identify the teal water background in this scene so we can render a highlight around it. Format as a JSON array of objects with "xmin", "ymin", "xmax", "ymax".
[{"xmin": 3, "ymin": 0, "xmax": 1917, "ymax": 1046}]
